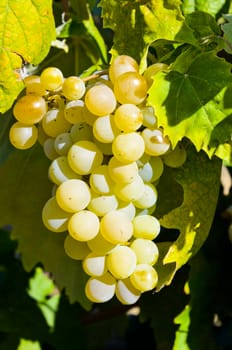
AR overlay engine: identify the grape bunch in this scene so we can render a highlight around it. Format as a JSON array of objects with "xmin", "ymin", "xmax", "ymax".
[{"xmin": 9, "ymin": 55, "xmax": 187, "ymax": 304}]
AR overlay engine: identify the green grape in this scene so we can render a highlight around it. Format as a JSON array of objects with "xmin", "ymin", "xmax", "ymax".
[
  {"xmin": 68, "ymin": 210, "xmax": 100, "ymax": 241},
  {"xmin": 48, "ymin": 156, "xmax": 81, "ymax": 185},
  {"xmin": 9, "ymin": 122, "xmax": 38, "ymax": 150},
  {"xmin": 82, "ymin": 252, "xmax": 107, "ymax": 276},
  {"xmin": 88, "ymin": 192, "xmax": 118, "ymax": 217},
  {"xmin": 85, "ymin": 273, "xmax": 116, "ymax": 303},
  {"xmin": 114, "ymin": 71, "xmax": 148, "ymax": 105},
  {"xmin": 132, "ymin": 215, "xmax": 160, "ymax": 240},
  {"xmin": 142, "ymin": 128, "xmax": 170, "ymax": 156},
  {"xmin": 130, "ymin": 239, "xmax": 159, "ymax": 265},
  {"xmin": 64, "ymin": 100, "xmax": 86, "ymax": 124},
  {"xmin": 100, "ymin": 210, "xmax": 133, "ymax": 244},
  {"xmin": 114, "ymin": 104, "xmax": 143, "ymax": 132},
  {"xmin": 24, "ymin": 75, "xmax": 47, "ymax": 96},
  {"xmin": 40, "ymin": 67, "xmax": 64, "ymax": 91},
  {"xmin": 140, "ymin": 106, "xmax": 157, "ymax": 129},
  {"xmin": 89, "ymin": 165, "xmax": 114, "ymax": 194},
  {"xmin": 54, "ymin": 132, "xmax": 72, "ymax": 155},
  {"xmin": 115, "ymin": 278, "xmax": 141, "ymax": 305},
  {"xmin": 109, "ymin": 55, "xmax": 139, "ymax": 83},
  {"xmin": 13, "ymin": 95, "xmax": 47, "ymax": 124},
  {"xmin": 43, "ymin": 138, "xmax": 59, "ymax": 160},
  {"xmin": 87, "ymin": 233, "xmax": 117, "ymax": 255},
  {"xmin": 42, "ymin": 109, "xmax": 71, "ymax": 138},
  {"xmin": 93, "ymin": 114, "xmax": 120, "ymax": 143},
  {"xmin": 107, "ymin": 245, "xmax": 137, "ymax": 279},
  {"xmin": 56, "ymin": 179, "xmax": 91, "ymax": 212},
  {"xmin": 162, "ymin": 143, "xmax": 187, "ymax": 168},
  {"xmin": 114, "ymin": 174, "xmax": 145, "ymax": 202},
  {"xmin": 64, "ymin": 234, "xmax": 91, "ymax": 260},
  {"xmin": 133, "ymin": 183, "xmax": 158, "ymax": 209},
  {"xmin": 138, "ymin": 156, "xmax": 164, "ymax": 183},
  {"xmin": 62, "ymin": 76, "xmax": 86, "ymax": 100},
  {"xmin": 42, "ymin": 196, "xmax": 71, "ymax": 232},
  {"xmin": 130, "ymin": 264, "xmax": 158, "ymax": 292},
  {"xmin": 85, "ymin": 84, "xmax": 117, "ymax": 116},
  {"xmin": 70, "ymin": 122, "xmax": 93, "ymax": 143},
  {"xmin": 143, "ymin": 62, "xmax": 168, "ymax": 88},
  {"xmin": 67, "ymin": 140, "xmax": 103, "ymax": 175},
  {"xmin": 108, "ymin": 157, "xmax": 139, "ymax": 184},
  {"xmin": 112, "ymin": 132, "xmax": 145, "ymax": 163}
]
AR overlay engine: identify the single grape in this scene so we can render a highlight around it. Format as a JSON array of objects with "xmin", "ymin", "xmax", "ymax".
[
  {"xmin": 9, "ymin": 122, "xmax": 38, "ymax": 150},
  {"xmin": 43, "ymin": 138, "xmax": 59, "ymax": 160},
  {"xmin": 130, "ymin": 239, "xmax": 159, "ymax": 265},
  {"xmin": 68, "ymin": 210, "xmax": 100, "ymax": 241},
  {"xmin": 82, "ymin": 252, "xmax": 107, "ymax": 276},
  {"xmin": 70, "ymin": 122, "xmax": 93, "ymax": 143},
  {"xmin": 40, "ymin": 67, "xmax": 64, "ymax": 91},
  {"xmin": 93, "ymin": 114, "xmax": 120, "ymax": 143},
  {"xmin": 114, "ymin": 104, "xmax": 143, "ymax": 132},
  {"xmin": 24, "ymin": 75, "xmax": 47, "ymax": 96},
  {"xmin": 142, "ymin": 128, "xmax": 170, "ymax": 156},
  {"xmin": 133, "ymin": 183, "xmax": 158, "ymax": 209},
  {"xmin": 108, "ymin": 157, "xmax": 139, "ymax": 184},
  {"xmin": 107, "ymin": 245, "xmax": 137, "ymax": 279},
  {"xmin": 114, "ymin": 174, "xmax": 145, "ymax": 202},
  {"xmin": 42, "ymin": 109, "xmax": 71, "ymax": 138},
  {"xmin": 115, "ymin": 278, "xmax": 141, "ymax": 305},
  {"xmin": 132, "ymin": 215, "xmax": 160, "ymax": 240},
  {"xmin": 62, "ymin": 76, "xmax": 86, "ymax": 100},
  {"xmin": 100, "ymin": 210, "xmax": 133, "ymax": 244},
  {"xmin": 140, "ymin": 106, "xmax": 157, "ymax": 129},
  {"xmin": 54, "ymin": 132, "xmax": 72, "ymax": 155},
  {"xmin": 67, "ymin": 140, "xmax": 103, "ymax": 175},
  {"xmin": 130, "ymin": 264, "xmax": 158, "ymax": 292},
  {"xmin": 112, "ymin": 132, "xmax": 145, "ymax": 163},
  {"xmin": 13, "ymin": 95, "xmax": 47, "ymax": 124},
  {"xmin": 89, "ymin": 165, "xmax": 114, "ymax": 194},
  {"xmin": 88, "ymin": 192, "xmax": 118, "ymax": 217},
  {"xmin": 109, "ymin": 55, "xmax": 139, "ymax": 83},
  {"xmin": 42, "ymin": 196, "xmax": 71, "ymax": 232},
  {"xmin": 162, "ymin": 143, "xmax": 187, "ymax": 168},
  {"xmin": 85, "ymin": 273, "xmax": 116, "ymax": 303},
  {"xmin": 85, "ymin": 84, "xmax": 117, "ymax": 116},
  {"xmin": 64, "ymin": 100, "xmax": 86, "ymax": 124},
  {"xmin": 48, "ymin": 156, "xmax": 81, "ymax": 185},
  {"xmin": 56, "ymin": 179, "xmax": 91, "ymax": 212},
  {"xmin": 114, "ymin": 71, "xmax": 148, "ymax": 105},
  {"xmin": 138, "ymin": 156, "xmax": 164, "ymax": 183},
  {"xmin": 64, "ymin": 234, "xmax": 91, "ymax": 260}
]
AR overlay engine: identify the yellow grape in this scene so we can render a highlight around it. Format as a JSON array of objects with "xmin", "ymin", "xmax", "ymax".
[
  {"xmin": 13, "ymin": 95, "xmax": 47, "ymax": 124},
  {"xmin": 40, "ymin": 67, "xmax": 64, "ymax": 91},
  {"xmin": 9, "ymin": 122, "xmax": 38, "ymax": 150},
  {"xmin": 62, "ymin": 76, "xmax": 86, "ymax": 100}
]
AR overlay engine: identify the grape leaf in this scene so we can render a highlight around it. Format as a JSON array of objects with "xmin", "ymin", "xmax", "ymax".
[
  {"xmin": 148, "ymin": 50, "xmax": 232, "ymax": 155},
  {"xmin": 173, "ymin": 305, "xmax": 191, "ymax": 350},
  {"xmin": 154, "ymin": 146, "xmax": 221, "ymax": 290},
  {"xmin": 0, "ymin": 0, "xmax": 56, "ymax": 113},
  {"xmin": 0, "ymin": 145, "xmax": 91, "ymax": 309},
  {"xmin": 181, "ymin": 0, "xmax": 227, "ymax": 16},
  {"xmin": 221, "ymin": 14, "xmax": 232, "ymax": 54},
  {"xmin": 99, "ymin": 0, "xmax": 196, "ymax": 69}
]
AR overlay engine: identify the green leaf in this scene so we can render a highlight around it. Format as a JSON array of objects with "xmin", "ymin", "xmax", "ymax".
[
  {"xmin": 99, "ymin": 0, "xmax": 196, "ymax": 68},
  {"xmin": 155, "ymin": 146, "xmax": 221, "ymax": 289},
  {"xmin": 0, "ymin": 145, "xmax": 91, "ymax": 309},
  {"xmin": 17, "ymin": 339, "xmax": 41, "ymax": 350},
  {"xmin": 173, "ymin": 305, "xmax": 191, "ymax": 350},
  {"xmin": 148, "ymin": 50, "xmax": 232, "ymax": 154},
  {"xmin": 221, "ymin": 14, "xmax": 232, "ymax": 54},
  {"xmin": 0, "ymin": 0, "xmax": 56, "ymax": 113},
  {"xmin": 181, "ymin": 0, "xmax": 227, "ymax": 16}
]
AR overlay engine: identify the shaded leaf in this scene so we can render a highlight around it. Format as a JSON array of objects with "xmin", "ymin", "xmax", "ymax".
[
  {"xmin": 221, "ymin": 14, "xmax": 232, "ymax": 54},
  {"xmin": 181, "ymin": 0, "xmax": 227, "ymax": 16}
]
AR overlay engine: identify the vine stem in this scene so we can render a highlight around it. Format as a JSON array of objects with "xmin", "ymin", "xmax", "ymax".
[{"xmin": 82, "ymin": 69, "xmax": 109, "ymax": 82}]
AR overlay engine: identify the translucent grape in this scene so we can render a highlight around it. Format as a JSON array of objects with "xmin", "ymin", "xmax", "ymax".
[
  {"xmin": 108, "ymin": 157, "xmax": 139, "ymax": 184},
  {"xmin": 93, "ymin": 114, "xmax": 120, "ymax": 143},
  {"xmin": 54, "ymin": 132, "xmax": 72, "ymax": 155},
  {"xmin": 68, "ymin": 140, "xmax": 103, "ymax": 175},
  {"xmin": 138, "ymin": 156, "xmax": 164, "ymax": 183},
  {"xmin": 143, "ymin": 62, "xmax": 168, "ymax": 88},
  {"xmin": 42, "ymin": 109, "xmax": 71, "ymax": 138},
  {"xmin": 13, "ymin": 95, "xmax": 47, "ymax": 124},
  {"xmin": 130, "ymin": 264, "xmax": 158, "ymax": 292},
  {"xmin": 115, "ymin": 278, "xmax": 141, "ymax": 305},
  {"xmin": 56, "ymin": 179, "xmax": 91, "ymax": 212},
  {"xmin": 40, "ymin": 67, "xmax": 64, "ymax": 91},
  {"xmin": 114, "ymin": 71, "xmax": 148, "ymax": 105},
  {"xmin": 107, "ymin": 245, "xmax": 137, "ymax": 279},
  {"xmin": 82, "ymin": 252, "xmax": 107, "ymax": 276},
  {"xmin": 89, "ymin": 165, "xmax": 114, "ymax": 194},
  {"xmin": 64, "ymin": 100, "xmax": 86, "ymax": 124},
  {"xmin": 68, "ymin": 210, "xmax": 100, "ymax": 241},
  {"xmin": 114, "ymin": 104, "xmax": 143, "ymax": 132},
  {"xmin": 62, "ymin": 76, "xmax": 86, "ymax": 100},
  {"xmin": 112, "ymin": 132, "xmax": 145, "ymax": 163},
  {"xmin": 162, "ymin": 144, "xmax": 187, "ymax": 168},
  {"xmin": 132, "ymin": 215, "xmax": 160, "ymax": 240},
  {"xmin": 88, "ymin": 193, "xmax": 118, "ymax": 217},
  {"xmin": 64, "ymin": 234, "xmax": 91, "ymax": 260},
  {"xmin": 85, "ymin": 273, "xmax": 116, "ymax": 303},
  {"xmin": 42, "ymin": 196, "xmax": 71, "ymax": 232},
  {"xmin": 48, "ymin": 156, "xmax": 81, "ymax": 185},
  {"xmin": 109, "ymin": 55, "xmax": 139, "ymax": 83},
  {"xmin": 114, "ymin": 175, "xmax": 145, "ymax": 202},
  {"xmin": 43, "ymin": 138, "xmax": 59, "ymax": 160},
  {"xmin": 142, "ymin": 128, "xmax": 170, "ymax": 156},
  {"xmin": 100, "ymin": 210, "xmax": 133, "ymax": 244},
  {"xmin": 133, "ymin": 183, "xmax": 158, "ymax": 209},
  {"xmin": 140, "ymin": 106, "xmax": 157, "ymax": 129},
  {"xmin": 24, "ymin": 75, "xmax": 47, "ymax": 96},
  {"xmin": 9, "ymin": 122, "xmax": 38, "ymax": 150},
  {"xmin": 130, "ymin": 239, "xmax": 159, "ymax": 265},
  {"xmin": 85, "ymin": 84, "xmax": 117, "ymax": 116},
  {"xmin": 70, "ymin": 122, "xmax": 93, "ymax": 143}
]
